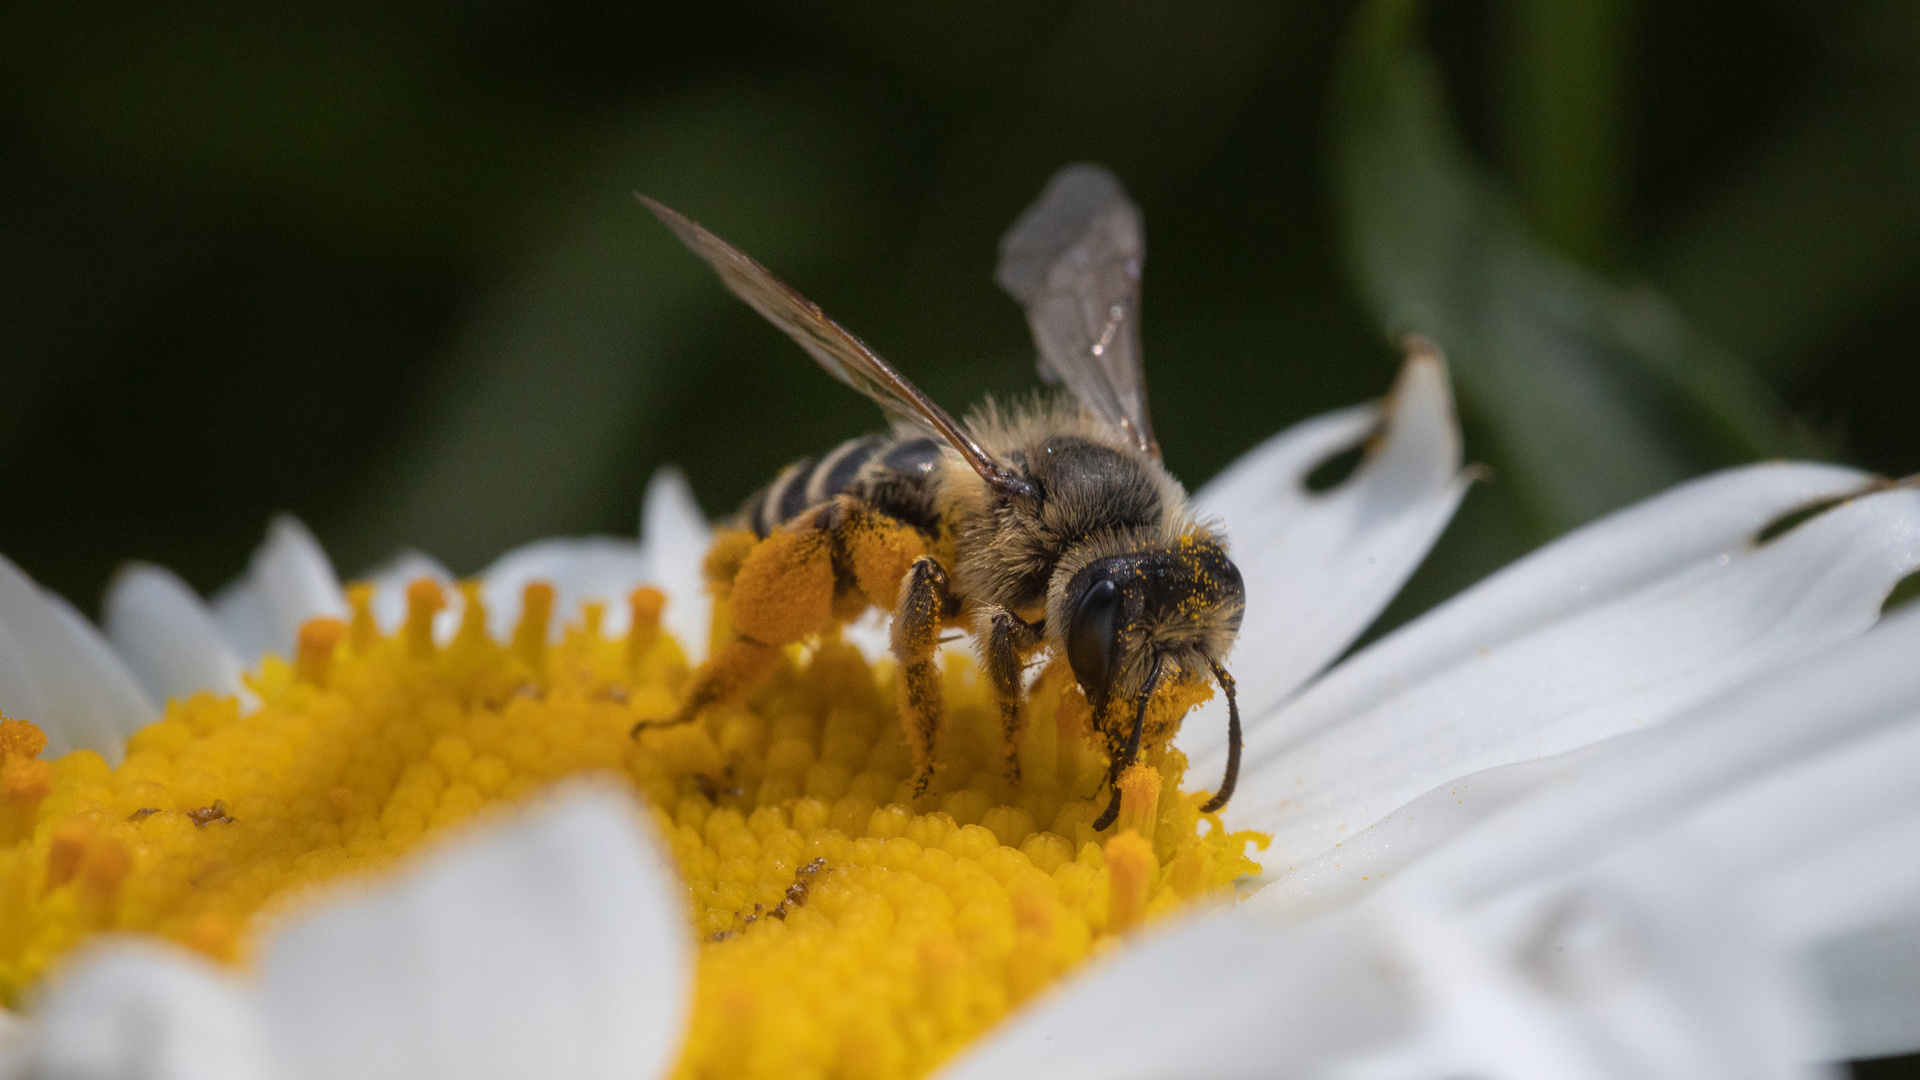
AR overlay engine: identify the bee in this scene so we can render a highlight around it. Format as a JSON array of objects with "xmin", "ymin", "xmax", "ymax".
[{"xmin": 637, "ymin": 165, "xmax": 1244, "ymax": 830}]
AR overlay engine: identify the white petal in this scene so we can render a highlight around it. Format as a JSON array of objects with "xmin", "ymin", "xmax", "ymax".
[
  {"xmin": 934, "ymin": 908, "xmax": 1411, "ymax": 1080},
  {"xmin": 1265, "ymin": 634, "xmax": 1919, "ymax": 919},
  {"xmin": 206, "ymin": 584, "xmax": 269, "ymax": 673},
  {"xmin": 361, "ymin": 550, "xmax": 460, "ymax": 642},
  {"xmin": 1251, "ymin": 742, "xmax": 1615, "ymax": 920},
  {"xmin": 0, "ymin": 620, "xmax": 52, "ymax": 752},
  {"xmin": 1447, "ymin": 704, "xmax": 1920, "ymax": 1063},
  {"xmin": 478, "ymin": 538, "xmax": 647, "ymax": 641},
  {"xmin": 1238, "ymin": 461, "xmax": 1869, "ymax": 772},
  {"xmin": 1325, "ymin": 900, "xmax": 1616, "ymax": 1080},
  {"xmin": 1454, "ymin": 849, "xmax": 1826, "ymax": 1080},
  {"xmin": 1664, "ymin": 713, "xmax": 1920, "ymax": 946},
  {"xmin": 638, "ymin": 466, "xmax": 712, "ymax": 661},
  {"xmin": 1804, "ymin": 916, "xmax": 1920, "ymax": 1061},
  {"xmin": 1373, "ymin": 603, "xmax": 1920, "ymax": 913},
  {"xmin": 1193, "ymin": 404, "xmax": 1378, "ymax": 530},
  {"xmin": 27, "ymin": 940, "xmax": 281, "ymax": 1080},
  {"xmin": 1758, "ymin": 801, "xmax": 1920, "ymax": 1048},
  {"xmin": 212, "ymin": 516, "xmax": 347, "ymax": 665},
  {"xmin": 1181, "ymin": 350, "xmax": 1467, "ymax": 767},
  {"xmin": 258, "ymin": 783, "xmax": 690, "ymax": 1080},
  {"xmin": 0, "ymin": 1008, "xmax": 28, "ymax": 1080},
  {"xmin": 103, "ymin": 563, "xmax": 248, "ymax": 704},
  {"xmin": 0, "ymin": 554, "xmax": 157, "ymax": 762},
  {"xmin": 1236, "ymin": 485, "xmax": 1920, "ymax": 872},
  {"xmin": 838, "ymin": 606, "xmax": 895, "ymax": 663}
]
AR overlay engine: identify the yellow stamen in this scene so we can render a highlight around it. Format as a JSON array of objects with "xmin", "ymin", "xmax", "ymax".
[
  {"xmin": 404, "ymin": 578, "xmax": 446, "ymax": 659},
  {"xmin": 78, "ymin": 837, "xmax": 130, "ymax": 896},
  {"xmin": 1115, "ymin": 762, "xmax": 1161, "ymax": 837},
  {"xmin": 0, "ymin": 748, "xmax": 52, "ymax": 845},
  {"xmin": 513, "ymin": 582, "xmax": 554, "ymax": 670},
  {"xmin": 347, "ymin": 583, "xmax": 378, "ymax": 653},
  {"xmin": 0, "ymin": 719, "xmax": 46, "ymax": 761},
  {"xmin": 44, "ymin": 822, "xmax": 94, "ymax": 893},
  {"xmin": 452, "ymin": 582, "xmax": 490, "ymax": 653},
  {"xmin": 296, "ymin": 617, "xmax": 345, "ymax": 687},
  {"xmin": 0, "ymin": 573, "xmax": 1265, "ymax": 1078},
  {"xmin": 1104, "ymin": 831, "xmax": 1155, "ymax": 933},
  {"xmin": 628, "ymin": 586, "xmax": 665, "ymax": 671}
]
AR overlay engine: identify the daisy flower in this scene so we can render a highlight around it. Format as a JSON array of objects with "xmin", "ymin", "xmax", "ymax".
[{"xmin": 1, "ymin": 351, "xmax": 1917, "ymax": 1080}]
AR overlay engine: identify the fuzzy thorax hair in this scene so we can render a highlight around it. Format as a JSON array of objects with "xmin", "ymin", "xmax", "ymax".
[{"xmin": 934, "ymin": 394, "xmax": 1240, "ymax": 690}]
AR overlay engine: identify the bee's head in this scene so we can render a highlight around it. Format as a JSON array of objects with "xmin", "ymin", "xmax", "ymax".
[{"xmin": 1055, "ymin": 530, "xmax": 1244, "ymax": 713}]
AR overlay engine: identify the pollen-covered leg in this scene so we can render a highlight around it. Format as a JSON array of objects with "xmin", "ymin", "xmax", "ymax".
[
  {"xmin": 729, "ymin": 527, "xmax": 836, "ymax": 645},
  {"xmin": 892, "ymin": 556, "xmax": 958, "ymax": 796},
  {"xmin": 636, "ymin": 637, "xmax": 782, "ymax": 735},
  {"xmin": 644, "ymin": 527, "xmax": 836, "ymax": 737},
  {"xmin": 829, "ymin": 500, "xmax": 930, "ymax": 609},
  {"xmin": 981, "ymin": 609, "xmax": 1044, "ymax": 783}
]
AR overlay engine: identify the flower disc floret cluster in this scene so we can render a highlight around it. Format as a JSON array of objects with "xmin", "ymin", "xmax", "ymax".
[{"xmin": 0, "ymin": 576, "xmax": 1263, "ymax": 1079}]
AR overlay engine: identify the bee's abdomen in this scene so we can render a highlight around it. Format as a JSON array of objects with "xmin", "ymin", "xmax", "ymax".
[
  {"xmin": 737, "ymin": 434, "xmax": 946, "ymax": 538},
  {"xmin": 739, "ymin": 435, "xmax": 885, "ymax": 537}
]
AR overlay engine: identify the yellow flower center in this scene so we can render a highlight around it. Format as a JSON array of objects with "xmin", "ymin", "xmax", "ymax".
[{"xmin": 0, "ymin": 577, "xmax": 1264, "ymax": 1079}]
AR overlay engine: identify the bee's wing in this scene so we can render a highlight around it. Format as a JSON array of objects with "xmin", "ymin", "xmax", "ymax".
[
  {"xmin": 995, "ymin": 165, "xmax": 1157, "ymax": 458},
  {"xmin": 639, "ymin": 195, "xmax": 1035, "ymax": 500}
]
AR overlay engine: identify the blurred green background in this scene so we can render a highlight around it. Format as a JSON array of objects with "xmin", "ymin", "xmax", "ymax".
[
  {"xmin": 3, "ymin": 2, "xmax": 1918, "ymax": 1070},
  {"xmin": 4, "ymin": 0, "xmax": 1917, "ymax": 628}
]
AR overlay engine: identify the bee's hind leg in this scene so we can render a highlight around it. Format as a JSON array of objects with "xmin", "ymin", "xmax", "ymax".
[
  {"xmin": 893, "ymin": 556, "xmax": 961, "ymax": 797},
  {"xmin": 637, "ymin": 525, "xmax": 834, "ymax": 738},
  {"xmin": 633, "ymin": 637, "xmax": 782, "ymax": 737},
  {"xmin": 981, "ymin": 609, "xmax": 1044, "ymax": 784}
]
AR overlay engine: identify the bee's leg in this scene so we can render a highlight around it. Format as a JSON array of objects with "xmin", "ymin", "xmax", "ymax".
[
  {"xmin": 823, "ymin": 498, "xmax": 930, "ymax": 610},
  {"xmin": 633, "ymin": 637, "xmax": 782, "ymax": 737},
  {"xmin": 638, "ymin": 526, "xmax": 835, "ymax": 737},
  {"xmin": 980, "ymin": 609, "xmax": 1045, "ymax": 783},
  {"xmin": 893, "ymin": 556, "xmax": 960, "ymax": 796}
]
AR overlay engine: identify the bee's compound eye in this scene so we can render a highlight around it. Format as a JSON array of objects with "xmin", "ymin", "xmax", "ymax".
[{"xmin": 1066, "ymin": 576, "xmax": 1121, "ymax": 694}]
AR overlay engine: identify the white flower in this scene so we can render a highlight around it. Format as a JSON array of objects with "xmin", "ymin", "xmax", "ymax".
[{"xmin": 2, "ymin": 353, "xmax": 1918, "ymax": 1079}]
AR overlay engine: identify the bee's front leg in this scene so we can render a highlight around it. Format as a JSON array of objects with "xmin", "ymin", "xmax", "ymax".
[
  {"xmin": 979, "ymin": 608, "xmax": 1044, "ymax": 784},
  {"xmin": 893, "ymin": 556, "xmax": 961, "ymax": 797}
]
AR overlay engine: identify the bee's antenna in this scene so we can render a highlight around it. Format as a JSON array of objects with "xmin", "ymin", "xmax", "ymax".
[
  {"xmin": 1093, "ymin": 653, "xmax": 1166, "ymax": 831},
  {"xmin": 1199, "ymin": 660, "xmax": 1240, "ymax": 814}
]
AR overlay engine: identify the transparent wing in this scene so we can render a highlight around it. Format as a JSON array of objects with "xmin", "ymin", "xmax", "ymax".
[
  {"xmin": 995, "ymin": 164, "xmax": 1157, "ymax": 457},
  {"xmin": 640, "ymin": 194, "xmax": 1032, "ymax": 499}
]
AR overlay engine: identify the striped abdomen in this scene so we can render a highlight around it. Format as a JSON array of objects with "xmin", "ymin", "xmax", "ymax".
[{"xmin": 738, "ymin": 434, "xmax": 946, "ymax": 538}]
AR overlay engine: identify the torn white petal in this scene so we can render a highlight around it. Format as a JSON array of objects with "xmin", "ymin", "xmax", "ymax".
[
  {"xmin": 103, "ymin": 563, "xmax": 249, "ymax": 705},
  {"xmin": 258, "ymin": 783, "xmax": 689, "ymax": 1080},
  {"xmin": 0, "ymin": 554, "xmax": 157, "ymax": 762},
  {"xmin": 639, "ymin": 466, "xmax": 712, "ymax": 662},
  {"xmin": 1193, "ymin": 403, "xmax": 1377, "ymax": 530},
  {"xmin": 1235, "ymin": 486, "xmax": 1920, "ymax": 872},
  {"xmin": 29, "ymin": 940, "xmax": 282, "ymax": 1080},
  {"xmin": 1183, "ymin": 351, "xmax": 1466, "ymax": 769},
  {"xmin": 213, "ymin": 516, "xmax": 347, "ymax": 666}
]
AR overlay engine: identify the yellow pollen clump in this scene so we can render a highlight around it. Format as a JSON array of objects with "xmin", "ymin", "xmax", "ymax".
[{"xmin": 0, "ymin": 574, "xmax": 1264, "ymax": 1079}]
